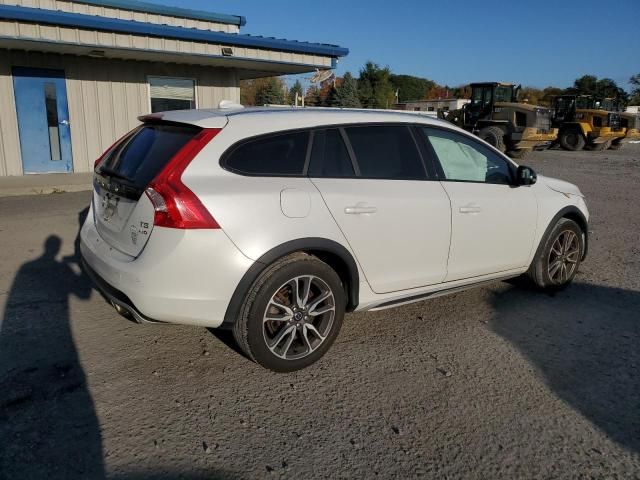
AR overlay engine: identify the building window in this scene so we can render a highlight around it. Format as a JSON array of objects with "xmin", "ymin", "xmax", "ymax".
[
  {"xmin": 427, "ymin": 106, "xmax": 435, "ymax": 111},
  {"xmin": 148, "ymin": 76, "xmax": 196, "ymax": 113},
  {"xmin": 414, "ymin": 107, "xmax": 421, "ymax": 111}
]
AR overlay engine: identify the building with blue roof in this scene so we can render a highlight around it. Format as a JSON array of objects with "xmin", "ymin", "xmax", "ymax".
[{"xmin": 0, "ymin": 0, "xmax": 348, "ymax": 176}]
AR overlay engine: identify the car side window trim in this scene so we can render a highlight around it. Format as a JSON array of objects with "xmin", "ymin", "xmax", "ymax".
[
  {"xmin": 302, "ymin": 130, "xmax": 314, "ymax": 176},
  {"xmin": 409, "ymin": 124, "xmax": 441, "ymax": 180},
  {"xmin": 337, "ymin": 127, "xmax": 361, "ymax": 176}
]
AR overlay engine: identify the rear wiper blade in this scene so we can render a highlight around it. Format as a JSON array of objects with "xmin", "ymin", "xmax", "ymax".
[{"xmin": 98, "ymin": 166, "xmax": 134, "ymax": 183}]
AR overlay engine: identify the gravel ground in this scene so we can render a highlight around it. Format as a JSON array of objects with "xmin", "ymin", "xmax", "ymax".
[{"xmin": 1, "ymin": 145, "xmax": 639, "ymax": 479}]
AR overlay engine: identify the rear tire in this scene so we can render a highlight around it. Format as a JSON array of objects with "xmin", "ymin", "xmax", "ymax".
[
  {"xmin": 559, "ymin": 130, "xmax": 586, "ymax": 151},
  {"xmin": 233, "ymin": 253, "xmax": 345, "ymax": 372},
  {"xmin": 526, "ymin": 218, "xmax": 584, "ymax": 292},
  {"xmin": 506, "ymin": 148, "xmax": 531, "ymax": 159},
  {"xmin": 478, "ymin": 126, "xmax": 506, "ymax": 152}
]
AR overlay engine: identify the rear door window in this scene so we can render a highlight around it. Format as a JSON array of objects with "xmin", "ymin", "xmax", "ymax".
[
  {"xmin": 99, "ymin": 123, "xmax": 200, "ymax": 191},
  {"xmin": 308, "ymin": 129, "xmax": 355, "ymax": 178},
  {"xmin": 344, "ymin": 125, "xmax": 426, "ymax": 180},
  {"xmin": 224, "ymin": 131, "xmax": 309, "ymax": 176}
]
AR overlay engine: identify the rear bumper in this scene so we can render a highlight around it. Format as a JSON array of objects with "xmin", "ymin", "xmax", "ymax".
[
  {"xmin": 82, "ymin": 258, "xmax": 158, "ymax": 324},
  {"xmin": 80, "ymin": 206, "xmax": 254, "ymax": 328}
]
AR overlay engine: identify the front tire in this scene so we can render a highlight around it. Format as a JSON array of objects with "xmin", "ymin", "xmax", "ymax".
[
  {"xmin": 233, "ymin": 253, "xmax": 345, "ymax": 372},
  {"xmin": 478, "ymin": 126, "xmax": 506, "ymax": 152},
  {"xmin": 526, "ymin": 218, "xmax": 584, "ymax": 291},
  {"xmin": 559, "ymin": 129, "xmax": 586, "ymax": 151}
]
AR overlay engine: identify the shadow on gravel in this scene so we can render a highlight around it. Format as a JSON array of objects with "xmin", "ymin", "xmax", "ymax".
[
  {"xmin": 490, "ymin": 282, "xmax": 640, "ymax": 453},
  {"xmin": 206, "ymin": 328, "xmax": 251, "ymax": 360},
  {"xmin": 0, "ymin": 208, "xmax": 104, "ymax": 478}
]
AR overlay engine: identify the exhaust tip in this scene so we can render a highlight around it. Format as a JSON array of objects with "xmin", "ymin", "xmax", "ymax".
[{"xmin": 111, "ymin": 301, "xmax": 135, "ymax": 321}]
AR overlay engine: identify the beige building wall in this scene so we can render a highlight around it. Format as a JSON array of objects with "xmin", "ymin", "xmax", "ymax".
[
  {"xmin": 0, "ymin": 49, "xmax": 239, "ymax": 176},
  {"xmin": 0, "ymin": 0, "xmax": 241, "ymax": 33}
]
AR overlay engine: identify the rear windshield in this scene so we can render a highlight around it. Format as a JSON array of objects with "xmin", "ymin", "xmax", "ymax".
[{"xmin": 98, "ymin": 123, "xmax": 201, "ymax": 190}]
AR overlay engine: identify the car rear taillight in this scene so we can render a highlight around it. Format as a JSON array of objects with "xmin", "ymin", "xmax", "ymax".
[{"xmin": 145, "ymin": 128, "xmax": 221, "ymax": 229}]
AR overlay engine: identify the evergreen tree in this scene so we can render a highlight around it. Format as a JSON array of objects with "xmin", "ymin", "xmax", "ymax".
[
  {"xmin": 335, "ymin": 72, "xmax": 361, "ymax": 108},
  {"xmin": 325, "ymin": 86, "xmax": 340, "ymax": 107},
  {"xmin": 304, "ymin": 85, "xmax": 321, "ymax": 106},
  {"xmin": 289, "ymin": 79, "xmax": 303, "ymax": 105},
  {"xmin": 255, "ymin": 77, "xmax": 285, "ymax": 105},
  {"xmin": 357, "ymin": 62, "xmax": 395, "ymax": 109},
  {"xmin": 358, "ymin": 77, "xmax": 375, "ymax": 108}
]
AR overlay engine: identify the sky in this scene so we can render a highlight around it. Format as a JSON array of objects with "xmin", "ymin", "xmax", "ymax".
[{"xmin": 152, "ymin": 0, "xmax": 639, "ymax": 91}]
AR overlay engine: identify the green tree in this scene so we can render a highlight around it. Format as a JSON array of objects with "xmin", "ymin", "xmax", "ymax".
[
  {"xmin": 566, "ymin": 75, "xmax": 627, "ymax": 102},
  {"xmin": 568, "ymin": 75, "xmax": 598, "ymax": 96},
  {"xmin": 629, "ymin": 74, "xmax": 640, "ymax": 105},
  {"xmin": 289, "ymin": 79, "xmax": 303, "ymax": 105},
  {"xmin": 389, "ymin": 74, "xmax": 436, "ymax": 102},
  {"xmin": 325, "ymin": 86, "xmax": 340, "ymax": 107},
  {"xmin": 335, "ymin": 72, "xmax": 361, "ymax": 107},
  {"xmin": 595, "ymin": 78, "xmax": 627, "ymax": 101},
  {"xmin": 357, "ymin": 62, "xmax": 395, "ymax": 109},
  {"xmin": 255, "ymin": 77, "xmax": 285, "ymax": 105},
  {"xmin": 305, "ymin": 85, "xmax": 321, "ymax": 106}
]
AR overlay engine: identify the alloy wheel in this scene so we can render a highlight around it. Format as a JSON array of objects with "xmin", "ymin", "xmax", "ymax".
[
  {"xmin": 262, "ymin": 275, "xmax": 335, "ymax": 360},
  {"xmin": 547, "ymin": 230, "xmax": 580, "ymax": 284}
]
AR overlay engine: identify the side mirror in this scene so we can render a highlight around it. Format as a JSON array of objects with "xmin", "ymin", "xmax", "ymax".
[{"xmin": 516, "ymin": 165, "xmax": 537, "ymax": 186}]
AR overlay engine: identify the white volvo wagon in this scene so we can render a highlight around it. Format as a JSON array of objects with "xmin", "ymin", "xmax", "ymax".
[{"xmin": 81, "ymin": 106, "xmax": 589, "ymax": 371}]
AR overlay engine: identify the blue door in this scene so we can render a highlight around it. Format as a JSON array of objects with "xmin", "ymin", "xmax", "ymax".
[{"xmin": 13, "ymin": 67, "xmax": 73, "ymax": 173}]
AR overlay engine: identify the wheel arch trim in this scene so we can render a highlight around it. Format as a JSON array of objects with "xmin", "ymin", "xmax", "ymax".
[
  {"xmin": 534, "ymin": 206, "xmax": 589, "ymax": 264},
  {"xmin": 222, "ymin": 238, "xmax": 360, "ymax": 327}
]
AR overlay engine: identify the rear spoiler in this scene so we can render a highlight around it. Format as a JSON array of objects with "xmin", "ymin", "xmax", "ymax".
[{"xmin": 137, "ymin": 113, "xmax": 165, "ymax": 123}]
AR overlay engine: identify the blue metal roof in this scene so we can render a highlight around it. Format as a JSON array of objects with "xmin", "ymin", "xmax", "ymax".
[
  {"xmin": 72, "ymin": 0, "xmax": 246, "ymax": 27},
  {"xmin": 0, "ymin": 5, "xmax": 349, "ymax": 58}
]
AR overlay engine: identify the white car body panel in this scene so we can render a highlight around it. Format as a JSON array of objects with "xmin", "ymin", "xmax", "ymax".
[
  {"xmin": 310, "ymin": 178, "xmax": 451, "ymax": 293},
  {"xmin": 81, "ymin": 107, "xmax": 589, "ymax": 328},
  {"xmin": 440, "ymin": 181, "xmax": 538, "ymax": 281},
  {"xmin": 81, "ymin": 204, "xmax": 253, "ymax": 327}
]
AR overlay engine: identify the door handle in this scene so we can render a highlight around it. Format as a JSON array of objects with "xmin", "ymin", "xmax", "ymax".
[
  {"xmin": 459, "ymin": 205, "xmax": 482, "ymax": 214},
  {"xmin": 59, "ymin": 120, "xmax": 70, "ymax": 126},
  {"xmin": 344, "ymin": 205, "xmax": 377, "ymax": 215}
]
